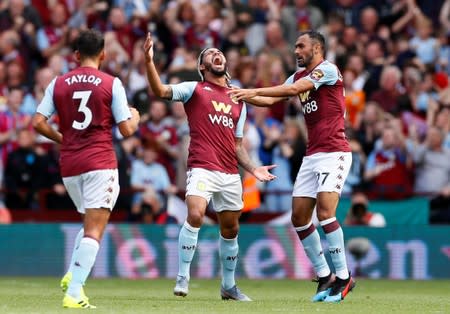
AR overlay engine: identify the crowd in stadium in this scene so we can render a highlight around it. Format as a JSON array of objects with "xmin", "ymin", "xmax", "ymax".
[{"xmin": 0, "ymin": 0, "xmax": 449, "ymax": 224}]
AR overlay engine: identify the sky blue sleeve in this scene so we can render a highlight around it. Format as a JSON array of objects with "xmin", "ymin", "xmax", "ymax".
[
  {"xmin": 36, "ymin": 78, "xmax": 56, "ymax": 118},
  {"xmin": 284, "ymin": 73, "xmax": 295, "ymax": 85},
  {"xmin": 235, "ymin": 103, "xmax": 247, "ymax": 138},
  {"xmin": 112, "ymin": 77, "xmax": 132, "ymax": 123},
  {"xmin": 169, "ymin": 81, "xmax": 197, "ymax": 103},
  {"xmin": 303, "ymin": 61, "xmax": 340, "ymax": 90}
]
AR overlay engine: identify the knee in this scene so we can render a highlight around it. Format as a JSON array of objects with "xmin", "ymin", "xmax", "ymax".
[
  {"xmin": 221, "ymin": 224, "xmax": 239, "ymax": 239},
  {"xmin": 187, "ymin": 211, "xmax": 204, "ymax": 228},
  {"xmin": 316, "ymin": 207, "xmax": 333, "ymax": 221},
  {"xmin": 291, "ymin": 210, "xmax": 309, "ymax": 227}
]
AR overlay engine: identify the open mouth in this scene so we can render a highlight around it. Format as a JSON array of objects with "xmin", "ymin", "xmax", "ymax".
[{"xmin": 213, "ymin": 56, "xmax": 222, "ymax": 65}]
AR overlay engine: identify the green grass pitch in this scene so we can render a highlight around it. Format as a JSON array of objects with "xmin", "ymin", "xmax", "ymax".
[{"xmin": 1, "ymin": 277, "xmax": 449, "ymax": 313}]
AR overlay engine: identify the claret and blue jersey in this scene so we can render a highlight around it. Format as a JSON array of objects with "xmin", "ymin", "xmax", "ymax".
[
  {"xmin": 170, "ymin": 80, "xmax": 246, "ymax": 174},
  {"xmin": 284, "ymin": 60, "xmax": 350, "ymax": 155}
]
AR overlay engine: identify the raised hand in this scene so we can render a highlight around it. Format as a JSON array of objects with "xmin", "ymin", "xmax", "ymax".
[{"xmin": 143, "ymin": 32, "xmax": 154, "ymax": 62}]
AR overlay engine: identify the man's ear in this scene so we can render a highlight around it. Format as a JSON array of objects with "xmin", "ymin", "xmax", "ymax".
[
  {"xmin": 99, "ymin": 49, "xmax": 106, "ymax": 62},
  {"xmin": 199, "ymin": 64, "xmax": 205, "ymax": 71},
  {"xmin": 74, "ymin": 50, "xmax": 81, "ymax": 62}
]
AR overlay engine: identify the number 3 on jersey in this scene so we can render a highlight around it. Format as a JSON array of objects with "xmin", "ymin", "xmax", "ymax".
[{"xmin": 72, "ymin": 90, "xmax": 93, "ymax": 130}]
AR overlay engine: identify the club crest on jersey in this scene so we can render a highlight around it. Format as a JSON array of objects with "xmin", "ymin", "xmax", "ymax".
[
  {"xmin": 310, "ymin": 69, "xmax": 324, "ymax": 81},
  {"xmin": 230, "ymin": 95, "xmax": 239, "ymax": 104}
]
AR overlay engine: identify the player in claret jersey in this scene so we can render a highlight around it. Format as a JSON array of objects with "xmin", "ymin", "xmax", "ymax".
[
  {"xmin": 32, "ymin": 29, "xmax": 140, "ymax": 308},
  {"xmin": 143, "ymin": 32, "xmax": 276, "ymax": 301},
  {"xmin": 229, "ymin": 30, "xmax": 355, "ymax": 303}
]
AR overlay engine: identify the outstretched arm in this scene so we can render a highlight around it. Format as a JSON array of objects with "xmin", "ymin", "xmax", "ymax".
[
  {"xmin": 143, "ymin": 32, "xmax": 173, "ymax": 99},
  {"xmin": 229, "ymin": 78, "xmax": 314, "ymax": 101},
  {"xmin": 241, "ymin": 95, "xmax": 286, "ymax": 107},
  {"xmin": 235, "ymin": 138, "xmax": 277, "ymax": 182}
]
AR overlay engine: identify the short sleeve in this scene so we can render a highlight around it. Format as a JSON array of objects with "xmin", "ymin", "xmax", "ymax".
[
  {"xmin": 170, "ymin": 81, "xmax": 198, "ymax": 103},
  {"xmin": 36, "ymin": 78, "xmax": 57, "ymax": 118},
  {"xmin": 112, "ymin": 78, "xmax": 132, "ymax": 123},
  {"xmin": 303, "ymin": 61, "xmax": 340, "ymax": 90}
]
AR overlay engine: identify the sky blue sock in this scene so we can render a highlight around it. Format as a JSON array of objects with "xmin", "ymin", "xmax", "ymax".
[
  {"xmin": 68, "ymin": 228, "xmax": 84, "ymax": 274},
  {"xmin": 296, "ymin": 222, "xmax": 330, "ymax": 278},
  {"xmin": 321, "ymin": 218, "xmax": 349, "ymax": 280},
  {"xmin": 177, "ymin": 222, "xmax": 199, "ymax": 280},
  {"xmin": 219, "ymin": 235, "xmax": 238, "ymax": 290},
  {"xmin": 67, "ymin": 237, "xmax": 99, "ymax": 299}
]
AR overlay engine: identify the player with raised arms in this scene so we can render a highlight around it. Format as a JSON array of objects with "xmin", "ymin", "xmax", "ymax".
[{"xmin": 143, "ymin": 32, "xmax": 276, "ymax": 301}]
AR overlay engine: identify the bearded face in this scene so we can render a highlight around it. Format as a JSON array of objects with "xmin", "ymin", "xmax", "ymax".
[{"xmin": 198, "ymin": 48, "xmax": 228, "ymax": 79}]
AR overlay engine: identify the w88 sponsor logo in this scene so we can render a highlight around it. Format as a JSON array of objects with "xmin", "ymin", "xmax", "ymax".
[
  {"xmin": 209, "ymin": 114, "xmax": 234, "ymax": 128},
  {"xmin": 302, "ymin": 100, "xmax": 318, "ymax": 115}
]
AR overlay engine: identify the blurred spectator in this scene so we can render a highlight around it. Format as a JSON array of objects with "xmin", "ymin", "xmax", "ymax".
[
  {"xmin": 264, "ymin": 120, "xmax": 293, "ymax": 213},
  {"xmin": 38, "ymin": 143, "xmax": 72, "ymax": 210},
  {"xmin": 318, "ymin": 11, "xmax": 345, "ymax": 41},
  {"xmin": 433, "ymin": 107, "xmax": 450, "ymax": 149},
  {"xmin": 408, "ymin": 16, "xmax": 439, "ymax": 68},
  {"xmin": 369, "ymin": 65, "xmax": 404, "ymax": 114},
  {"xmin": 280, "ymin": 0, "xmax": 325, "ymax": 47},
  {"xmin": 0, "ymin": 87, "xmax": 32, "ymax": 164},
  {"xmin": 101, "ymin": 31, "xmax": 130, "ymax": 77},
  {"xmin": 389, "ymin": 0, "xmax": 425, "ymax": 37},
  {"xmin": 125, "ymin": 38, "xmax": 148, "ymax": 100},
  {"xmin": 139, "ymin": 99, "xmax": 179, "ymax": 182},
  {"xmin": 106, "ymin": 7, "xmax": 141, "ymax": 58},
  {"xmin": 0, "ymin": 29, "xmax": 26, "ymax": 71},
  {"xmin": 241, "ymin": 123, "xmax": 263, "ymax": 220},
  {"xmin": 22, "ymin": 67, "xmax": 56, "ymax": 115},
  {"xmin": 436, "ymin": 30, "xmax": 450, "ymax": 76},
  {"xmin": 0, "ymin": 61, "xmax": 7, "ymax": 107},
  {"xmin": 250, "ymin": 106, "xmax": 280, "ymax": 166},
  {"xmin": 344, "ymin": 191, "xmax": 386, "ymax": 227},
  {"xmin": 407, "ymin": 126, "xmax": 450, "ymax": 223},
  {"xmin": 4, "ymin": 128, "xmax": 46, "ymax": 209},
  {"xmin": 362, "ymin": 38, "xmax": 386, "ymax": 98},
  {"xmin": 114, "ymin": 134, "xmax": 140, "ymax": 212},
  {"xmin": 440, "ymin": 0, "xmax": 450, "ymax": 32},
  {"xmin": 261, "ymin": 20, "xmax": 296, "ymax": 72},
  {"xmin": 129, "ymin": 186, "xmax": 177, "ymax": 224},
  {"xmin": 254, "ymin": 52, "xmax": 287, "ymax": 122},
  {"xmin": 0, "ymin": 0, "xmax": 41, "ymax": 29},
  {"xmin": 130, "ymin": 142, "xmax": 178, "ymax": 211},
  {"xmin": 343, "ymin": 68, "xmax": 366, "ymax": 130},
  {"xmin": 345, "ymin": 52, "xmax": 369, "ymax": 91},
  {"xmin": 364, "ymin": 124, "xmax": 414, "ymax": 199},
  {"xmin": 343, "ymin": 128, "xmax": 366, "ymax": 195},
  {"xmin": 182, "ymin": 8, "xmax": 221, "ymax": 51},
  {"xmin": 169, "ymin": 101, "xmax": 190, "ymax": 192},
  {"xmin": 36, "ymin": 3, "xmax": 69, "ymax": 59},
  {"xmin": 358, "ymin": 6, "xmax": 380, "ymax": 45},
  {"xmin": 328, "ymin": 0, "xmax": 364, "ymax": 26},
  {"xmin": 356, "ymin": 101, "xmax": 385, "ymax": 156}
]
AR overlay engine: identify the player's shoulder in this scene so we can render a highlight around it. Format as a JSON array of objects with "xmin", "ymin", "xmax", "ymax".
[
  {"xmin": 313, "ymin": 60, "xmax": 342, "ymax": 80},
  {"xmin": 316, "ymin": 60, "xmax": 339, "ymax": 73}
]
